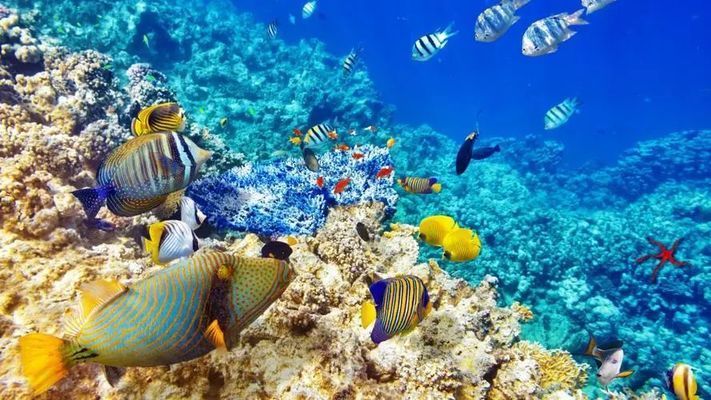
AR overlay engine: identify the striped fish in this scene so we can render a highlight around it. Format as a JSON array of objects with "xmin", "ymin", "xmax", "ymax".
[
  {"xmin": 397, "ymin": 177, "xmax": 442, "ymax": 194},
  {"xmin": 302, "ymin": 123, "xmax": 337, "ymax": 147},
  {"xmin": 19, "ymin": 252, "xmax": 293, "ymax": 394},
  {"xmin": 302, "ymin": 0, "xmax": 317, "ymax": 19},
  {"xmin": 475, "ymin": 0, "xmax": 531, "ymax": 42},
  {"xmin": 544, "ymin": 97, "xmax": 580, "ymax": 130},
  {"xmin": 342, "ymin": 48, "xmax": 362, "ymax": 77},
  {"xmin": 666, "ymin": 363, "xmax": 698, "ymax": 400},
  {"xmin": 522, "ymin": 9, "xmax": 588, "ymax": 56},
  {"xmin": 412, "ymin": 22, "xmax": 458, "ymax": 61},
  {"xmin": 360, "ymin": 276, "xmax": 432, "ymax": 344},
  {"xmin": 167, "ymin": 196, "xmax": 206, "ymax": 230},
  {"xmin": 72, "ymin": 133, "xmax": 211, "ymax": 229},
  {"xmin": 131, "ymin": 102, "xmax": 186, "ymax": 136},
  {"xmin": 143, "ymin": 220, "xmax": 198, "ymax": 265},
  {"xmin": 267, "ymin": 20, "xmax": 278, "ymax": 39}
]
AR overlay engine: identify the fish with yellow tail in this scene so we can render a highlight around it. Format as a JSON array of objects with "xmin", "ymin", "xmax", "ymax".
[
  {"xmin": 142, "ymin": 220, "xmax": 198, "ymax": 265},
  {"xmin": 665, "ymin": 363, "xmax": 698, "ymax": 400},
  {"xmin": 442, "ymin": 228, "xmax": 481, "ymax": 262},
  {"xmin": 19, "ymin": 252, "xmax": 293, "ymax": 394},
  {"xmin": 131, "ymin": 102, "xmax": 186, "ymax": 136},
  {"xmin": 397, "ymin": 177, "xmax": 441, "ymax": 194},
  {"xmin": 582, "ymin": 335, "xmax": 634, "ymax": 387},
  {"xmin": 71, "ymin": 132, "xmax": 211, "ymax": 230},
  {"xmin": 418, "ymin": 215, "xmax": 458, "ymax": 247},
  {"xmin": 360, "ymin": 275, "xmax": 432, "ymax": 344}
]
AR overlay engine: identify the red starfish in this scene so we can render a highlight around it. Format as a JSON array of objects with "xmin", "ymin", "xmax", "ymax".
[{"xmin": 635, "ymin": 237, "xmax": 689, "ymax": 283}]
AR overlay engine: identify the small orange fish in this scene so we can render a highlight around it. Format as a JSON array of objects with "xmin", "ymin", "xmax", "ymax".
[
  {"xmin": 333, "ymin": 178, "xmax": 351, "ymax": 194},
  {"xmin": 347, "ymin": 129, "xmax": 357, "ymax": 136},
  {"xmin": 290, "ymin": 137, "xmax": 302, "ymax": 145},
  {"xmin": 364, "ymin": 125, "xmax": 378, "ymax": 133},
  {"xmin": 352, "ymin": 152, "xmax": 364, "ymax": 160},
  {"xmin": 327, "ymin": 131, "xmax": 339, "ymax": 140},
  {"xmin": 376, "ymin": 166, "xmax": 393, "ymax": 179},
  {"xmin": 335, "ymin": 144, "xmax": 350, "ymax": 151},
  {"xmin": 316, "ymin": 176, "xmax": 324, "ymax": 188},
  {"xmin": 386, "ymin": 137, "xmax": 395, "ymax": 148},
  {"xmin": 293, "ymin": 128, "xmax": 302, "ymax": 136}
]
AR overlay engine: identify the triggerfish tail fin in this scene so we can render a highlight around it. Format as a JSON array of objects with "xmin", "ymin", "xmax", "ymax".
[
  {"xmin": 583, "ymin": 334, "xmax": 597, "ymax": 357},
  {"xmin": 19, "ymin": 333, "xmax": 79, "ymax": 394},
  {"xmin": 360, "ymin": 301, "xmax": 376, "ymax": 328},
  {"xmin": 370, "ymin": 319, "xmax": 391, "ymax": 344},
  {"xmin": 566, "ymin": 9, "xmax": 589, "ymax": 26},
  {"xmin": 71, "ymin": 185, "xmax": 112, "ymax": 221}
]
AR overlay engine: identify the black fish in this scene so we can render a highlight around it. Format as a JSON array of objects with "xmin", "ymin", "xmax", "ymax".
[
  {"xmin": 261, "ymin": 241, "xmax": 292, "ymax": 260},
  {"xmin": 471, "ymin": 144, "xmax": 500, "ymax": 160},
  {"xmin": 356, "ymin": 222, "xmax": 370, "ymax": 241},
  {"xmin": 455, "ymin": 131, "xmax": 478, "ymax": 175},
  {"xmin": 302, "ymin": 147, "xmax": 319, "ymax": 172}
]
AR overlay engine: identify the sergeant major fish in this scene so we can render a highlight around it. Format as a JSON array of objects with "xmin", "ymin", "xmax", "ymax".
[
  {"xmin": 19, "ymin": 252, "xmax": 293, "ymax": 394},
  {"xmin": 302, "ymin": 1, "xmax": 317, "ymax": 19},
  {"xmin": 343, "ymin": 48, "xmax": 362, "ymax": 77},
  {"xmin": 267, "ymin": 20, "xmax": 278, "ymax": 39},
  {"xmin": 412, "ymin": 23, "xmax": 458, "ymax": 61},
  {"xmin": 522, "ymin": 10, "xmax": 588, "ymax": 56},
  {"xmin": 583, "ymin": 335, "xmax": 635, "ymax": 387},
  {"xmin": 582, "ymin": 0, "xmax": 617, "ymax": 14},
  {"xmin": 544, "ymin": 97, "xmax": 580, "ymax": 130},
  {"xmin": 475, "ymin": 0, "xmax": 531, "ymax": 42},
  {"xmin": 302, "ymin": 123, "xmax": 337, "ymax": 148}
]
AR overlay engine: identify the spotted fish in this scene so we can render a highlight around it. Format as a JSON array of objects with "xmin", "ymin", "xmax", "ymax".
[
  {"xmin": 19, "ymin": 252, "xmax": 293, "ymax": 394},
  {"xmin": 131, "ymin": 102, "xmax": 186, "ymax": 136}
]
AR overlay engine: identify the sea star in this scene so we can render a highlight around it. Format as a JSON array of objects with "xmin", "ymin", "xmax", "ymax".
[{"xmin": 635, "ymin": 237, "xmax": 689, "ymax": 283}]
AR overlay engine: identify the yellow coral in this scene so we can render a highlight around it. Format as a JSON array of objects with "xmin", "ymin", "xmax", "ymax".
[
  {"xmin": 512, "ymin": 301, "xmax": 534, "ymax": 322},
  {"xmin": 516, "ymin": 342, "xmax": 588, "ymax": 393}
]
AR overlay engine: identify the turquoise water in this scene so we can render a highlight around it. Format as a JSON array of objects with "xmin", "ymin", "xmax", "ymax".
[{"xmin": 11, "ymin": 0, "xmax": 710, "ymax": 397}]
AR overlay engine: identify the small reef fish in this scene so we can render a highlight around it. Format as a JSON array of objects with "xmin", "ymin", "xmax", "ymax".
[
  {"xmin": 665, "ymin": 363, "xmax": 698, "ymax": 400},
  {"xmin": 522, "ymin": 10, "xmax": 588, "ymax": 56},
  {"xmin": 143, "ymin": 220, "xmax": 198, "ymax": 265},
  {"xmin": 442, "ymin": 228, "xmax": 481, "ymax": 262},
  {"xmin": 293, "ymin": 128, "xmax": 303, "ymax": 136},
  {"xmin": 302, "ymin": 1, "xmax": 317, "ymax": 19},
  {"xmin": 347, "ymin": 129, "xmax": 357, "ymax": 136},
  {"xmin": 72, "ymin": 133, "xmax": 211, "ymax": 230},
  {"xmin": 343, "ymin": 48, "xmax": 362, "ymax": 77},
  {"xmin": 544, "ymin": 97, "xmax": 580, "ymax": 130},
  {"xmin": 386, "ymin": 137, "xmax": 395, "ymax": 148},
  {"xmin": 412, "ymin": 23, "xmax": 458, "ymax": 61},
  {"xmin": 352, "ymin": 152, "xmax": 364, "ymax": 160},
  {"xmin": 475, "ymin": 0, "xmax": 531, "ymax": 43},
  {"xmin": 582, "ymin": 0, "xmax": 616, "ymax": 14},
  {"xmin": 267, "ymin": 20, "xmax": 278, "ymax": 39},
  {"xmin": 142, "ymin": 34, "xmax": 150, "ymax": 48},
  {"xmin": 19, "ymin": 252, "xmax": 293, "ymax": 394},
  {"xmin": 335, "ymin": 144, "xmax": 350, "ymax": 151},
  {"xmin": 333, "ymin": 178, "xmax": 351, "ymax": 194},
  {"xmin": 364, "ymin": 125, "xmax": 378, "ymax": 133},
  {"xmin": 455, "ymin": 131, "xmax": 479, "ymax": 175},
  {"xmin": 131, "ymin": 102, "xmax": 186, "ymax": 136},
  {"xmin": 418, "ymin": 215, "xmax": 458, "ymax": 247},
  {"xmin": 356, "ymin": 222, "xmax": 370, "ymax": 241},
  {"xmin": 289, "ymin": 14, "xmax": 296, "ymax": 25},
  {"xmin": 261, "ymin": 240, "xmax": 293, "ymax": 260},
  {"xmin": 303, "ymin": 123, "xmax": 337, "ymax": 147},
  {"xmin": 290, "ymin": 137, "xmax": 302, "ymax": 145},
  {"xmin": 471, "ymin": 144, "xmax": 501, "ymax": 160},
  {"xmin": 360, "ymin": 276, "xmax": 432, "ymax": 344},
  {"xmin": 376, "ymin": 166, "xmax": 393, "ymax": 178},
  {"xmin": 397, "ymin": 177, "xmax": 442, "ymax": 194},
  {"xmin": 583, "ymin": 336, "xmax": 635, "ymax": 387},
  {"xmin": 219, "ymin": 117, "xmax": 228, "ymax": 128},
  {"xmin": 167, "ymin": 196, "xmax": 206, "ymax": 230},
  {"xmin": 302, "ymin": 147, "xmax": 319, "ymax": 172},
  {"xmin": 285, "ymin": 236, "xmax": 298, "ymax": 246},
  {"xmin": 316, "ymin": 176, "xmax": 324, "ymax": 188}
]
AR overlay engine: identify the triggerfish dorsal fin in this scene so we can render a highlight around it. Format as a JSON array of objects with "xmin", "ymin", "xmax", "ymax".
[
  {"xmin": 205, "ymin": 319, "xmax": 227, "ymax": 353},
  {"xmin": 66, "ymin": 279, "xmax": 127, "ymax": 337},
  {"xmin": 360, "ymin": 300, "xmax": 376, "ymax": 328},
  {"xmin": 369, "ymin": 279, "xmax": 389, "ymax": 307}
]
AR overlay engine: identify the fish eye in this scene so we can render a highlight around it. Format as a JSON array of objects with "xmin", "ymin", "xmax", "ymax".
[
  {"xmin": 596, "ymin": 373, "xmax": 601, "ymax": 377},
  {"xmin": 419, "ymin": 233, "xmax": 426, "ymax": 239},
  {"xmin": 444, "ymin": 251, "xmax": 451, "ymax": 259}
]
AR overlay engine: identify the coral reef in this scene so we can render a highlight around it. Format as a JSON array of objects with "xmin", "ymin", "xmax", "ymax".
[{"xmin": 188, "ymin": 145, "xmax": 398, "ymax": 236}]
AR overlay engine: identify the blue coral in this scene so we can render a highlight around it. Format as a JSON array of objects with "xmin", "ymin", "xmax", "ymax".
[{"xmin": 188, "ymin": 145, "xmax": 397, "ymax": 236}]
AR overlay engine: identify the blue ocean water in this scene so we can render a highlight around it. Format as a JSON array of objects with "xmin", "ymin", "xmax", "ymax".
[{"xmin": 240, "ymin": 0, "xmax": 711, "ymax": 167}]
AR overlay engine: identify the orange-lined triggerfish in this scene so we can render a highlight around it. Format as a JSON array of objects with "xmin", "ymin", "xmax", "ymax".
[
  {"xmin": 361, "ymin": 275, "xmax": 432, "ymax": 344},
  {"xmin": 19, "ymin": 252, "xmax": 293, "ymax": 394},
  {"xmin": 72, "ymin": 132, "xmax": 211, "ymax": 230}
]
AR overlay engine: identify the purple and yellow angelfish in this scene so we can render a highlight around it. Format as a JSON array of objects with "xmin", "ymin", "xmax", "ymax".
[
  {"xmin": 360, "ymin": 275, "xmax": 432, "ymax": 344},
  {"xmin": 19, "ymin": 252, "xmax": 293, "ymax": 394}
]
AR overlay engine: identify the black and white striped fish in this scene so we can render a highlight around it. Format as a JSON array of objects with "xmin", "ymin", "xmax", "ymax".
[
  {"xmin": 544, "ymin": 97, "xmax": 580, "ymax": 130},
  {"xmin": 302, "ymin": 123, "xmax": 337, "ymax": 147},
  {"xmin": 167, "ymin": 196, "xmax": 206, "ymax": 230},
  {"xmin": 522, "ymin": 9, "xmax": 588, "ymax": 56},
  {"xmin": 143, "ymin": 220, "xmax": 199, "ymax": 265},
  {"xmin": 302, "ymin": 1, "xmax": 317, "ymax": 19},
  {"xmin": 475, "ymin": 0, "xmax": 531, "ymax": 43},
  {"xmin": 267, "ymin": 20, "xmax": 278, "ymax": 39},
  {"xmin": 412, "ymin": 23, "xmax": 458, "ymax": 61},
  {"xmin": 342, "ymin": 48, "xmax": 362, "ymax": 77}
]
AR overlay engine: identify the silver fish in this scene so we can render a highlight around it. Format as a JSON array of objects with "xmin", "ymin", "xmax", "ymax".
[
  {"xmin": 302, "ymin": 1, "xmax": 317, "ymax": 19},
  {"xmin": 583, "ymin": 336, "xmax": 635, "ymax": 387},
  {"xmin": 582, "ymin": 0, "xmax": 617, "ymax": 14},
  {"xmin": 169, "ymin": 196, "xmax": 206, "ymax": 230},
  {"xmin": 522, "ymin": 9, "xmax": 588, "ymax": 56},
  {"xmin": 475, "ymin": 0, "xmax": 531, "ymax": 43},
  {"xmin": 544, "ymin": 97, "xmax": 579, "ymax": 130},
  {"xmin": 412, "ymin": 23, "xmax": 458, "ymax": 61}
]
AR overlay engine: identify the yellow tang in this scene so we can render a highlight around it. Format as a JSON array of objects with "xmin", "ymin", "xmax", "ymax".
[
  {"xmin": 131, "ymin": 102, "xmax": 186, "ymax": 136},
  {"xmin": 442, "ymin": 228, "xmax": 481, "ymax": 262},
  {"xmin": 418, "ymin": 215, "xmax": 457, "ymax": 247}
]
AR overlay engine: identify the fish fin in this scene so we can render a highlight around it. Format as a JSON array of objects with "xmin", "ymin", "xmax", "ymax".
[
  {"xmin": 431, "ymin": 183, "xmax": 442, "ymax": 193},
  {"xmin": 19, "ymin": 333, "xmax": 73, "ymax": 394},
  {"xmin": 205, "ymin": 319, "xmax": 227, "ymax": 353},
  {"xmin": 566, "ymin": 9, "xmax": 589, "ymax": 25},
  {"xmin": 130, "ymin": 118, "xmax": 144, "ymax": 136},
  {"xmin": 79, "ymin": 279, "xmax": 127, "ymax": 317},
  {"xmin": 510, "ymin": 15, "xmax": 521, "ymax": 26},
  {"xmin": 360, "ymin": 301, "xmax": 376, "ymax": 328},
  {"xmin": 512, "ymin": 0, "xmax": 531, "ymax": 9},
  {"xmin": 107, "ymin": 193, "xmax": 168, "ymax": 217},
  {"xmin": 369, "ymin": 279, "xmax": 389, "ymax": 306},
  {"xmin": 616, "ymin": 370, "xmax": 634, "ymax": 379},
  {"xmin": 103, "ymin": 365, "xmax": 126, "ymax": 387},
  {"xmin": 72, "ymin": 185, "xmax": 112, "ymax": 220},
  {"xmin": 494, "ymin": 144, "xmax": 501, "ymax": 152},
  {"xmin": 370, "ymin": 318, "xmax": 391, "ymax": 344},
  {"xmin": 441, "ymin": 21, "xmax": 458, "ymax": 40},
  {"xmin": 583, "ymin": 335, "xmax": 597, "ymax": 356}
]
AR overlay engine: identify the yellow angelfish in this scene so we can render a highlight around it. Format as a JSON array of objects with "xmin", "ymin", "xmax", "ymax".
[
  {"xmin": 418, "ymin": 215, "xmax": 457, "ymax": 247},
  {"xmin": 18, "ymin": 252, "xmax": 293, "ymax": 394},
  {"xmin": 442, "ymin": 228, "xmax": 481, "ymax": 262}
]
